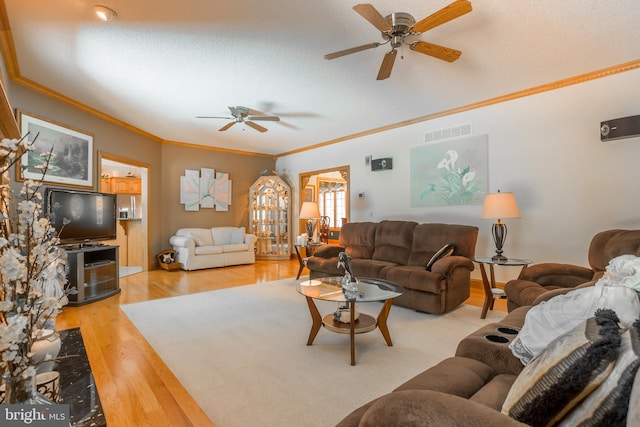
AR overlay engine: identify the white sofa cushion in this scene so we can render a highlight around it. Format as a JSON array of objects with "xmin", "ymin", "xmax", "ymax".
[
  {"xmin": 221, "ymin": 243, "xmax": 249, "ymax": 253},
  {"xmin": 195, "ymin": 245, "xmax": 223, "ymax": 255},
  {"xmin": 212, "ymin": 227, "xmax": 244, "ymax": 245},
  {"xmin": 177, "ymin": 228, "xmax": 213, "ymax": 246}
]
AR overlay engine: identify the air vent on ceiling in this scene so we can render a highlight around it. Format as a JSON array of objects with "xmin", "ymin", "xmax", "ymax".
[{"xmin": 424, "ymin": 123, "xmax": 472, "ymax": 143}]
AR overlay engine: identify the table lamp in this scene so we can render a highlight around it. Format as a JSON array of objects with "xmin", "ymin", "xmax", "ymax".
[
  {"xmin": 299, "ymin": 201, "xmax": 320, "ymax": 242},
  {"xmin": 481, "ymin": 190, "xmax": 521, "ymax": 261}
]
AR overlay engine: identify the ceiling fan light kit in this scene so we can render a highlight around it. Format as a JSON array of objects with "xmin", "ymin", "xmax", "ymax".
[
  {"xmin": 93, "ymin": 5, "xmax": 118, "ymax": 22},
  {"xmin": 325, "ymin": 0, "xmax": 472, "ymax": 80},
  {"xmin": 196, "ymin": 106, "xmax": 280, "ymax": 133}
]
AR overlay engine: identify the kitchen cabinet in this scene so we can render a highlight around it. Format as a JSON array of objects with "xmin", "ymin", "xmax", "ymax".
[
  {"xmin": 101, "ymin": 177, "xmax": 140, "ymax": 194},
  {"xmin": 108, "ymin": 177, "xmax": 141, "ymax": 194}
]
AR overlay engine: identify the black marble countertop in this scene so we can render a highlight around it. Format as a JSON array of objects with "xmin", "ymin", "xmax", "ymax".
[{"xmin": 56, "ymin": 328, "xmax": 106, "ymax": 427}]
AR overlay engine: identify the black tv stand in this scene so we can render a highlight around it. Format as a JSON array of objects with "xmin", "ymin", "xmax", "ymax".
[{"xmin": 65, "ymin": 245, "xmax": 120, "ymax": 306}]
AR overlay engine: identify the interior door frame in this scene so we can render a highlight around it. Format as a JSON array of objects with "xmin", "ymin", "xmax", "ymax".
[
  {"xmin": 97, "ymin": 151, "xmax": 152, "ymax": 271},
  {"xmin": 299, "ymin": 165, "xmax": 350, "ymax": 235}
]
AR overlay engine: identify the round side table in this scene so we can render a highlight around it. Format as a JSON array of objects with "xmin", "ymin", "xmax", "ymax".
[{"xmin": 473, "ymin": 257, "xmax": 533, "ymax": 319}]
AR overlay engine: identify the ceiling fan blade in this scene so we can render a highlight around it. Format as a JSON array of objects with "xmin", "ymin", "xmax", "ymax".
[
  {"xmin": 197, "ymin": 116, "xmax": 233, "ymax": 119},
  {"xmin": 247, "ymin": 107, "xmax": 263, "ymax": 115},
  {"xmin": 246, "ymin": 121, "xmax": 268, "ymax": 133},
  {"xmin": 353, "ymin": 4, "xmax": 392, "ymax": 32},
  {"xmin": 248, "ymin": 115, "xmax": 280, "ymax": 121},
  {"xmin": 324, "ymin": 42, "xmax": 381, "ymax": 60},
  {"xmin": 413, "ymin": 0, "xmax": 472, "ymax": 34},
  {"xmin": 219, "ymin": 122, "xmax": 236, "ymax": 132},
  {"xmin": 410, "ymin": 41, "xmax": 462, "ymax": 62},
  {"xmin": 376, "ymin": 50, "xmax": 397, "ymax": 80}
]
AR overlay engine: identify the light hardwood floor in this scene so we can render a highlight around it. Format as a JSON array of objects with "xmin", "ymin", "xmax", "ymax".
[{"xmin": 55, "ymin": 259, "xmax": 507, "ymax": 426}]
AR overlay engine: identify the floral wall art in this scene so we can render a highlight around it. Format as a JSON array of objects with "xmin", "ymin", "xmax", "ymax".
[
  {"xmin": 410, "ymin": 135, "xmax": 488, "ymax": 207},
  {"xmin": 199, "ymin": 168, "xmax": 215, "ymax": 208},
  {"xmin": 179, "ymin": 168, "xmax": 232, "ymax": 211},
  {"xmin": 183, "ymin": 169, "xmax": 200, "ymax": 211},
  {"xmin": 214, "ymin": 172, "xmax": 230, "ymax": 211}
]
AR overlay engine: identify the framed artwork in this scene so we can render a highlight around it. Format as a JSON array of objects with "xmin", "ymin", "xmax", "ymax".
[
  {"xmin": 199, "ymin": 168, "xmax": 215, "ymax": 208},
  {"xmin": 410, "ymin": 134, "xmax": 488, "ymax": 207},
  {"xmin": 17, "ymin": 110, "xmax": 93, "ymax": 189},
  {"xmin": 183, "ymin": 169, "xmax": 200, "ymax": 211},
  {"xmin": 214, "ymin": 172, "xmax": 229, "ymax": 211},
  {"xmin": 180, "ymin": 168, "xmax": 231, "ymax": 211},
  {"xmin": 304, "ymin": 185, "xmax": 315, "ymax": 202}
]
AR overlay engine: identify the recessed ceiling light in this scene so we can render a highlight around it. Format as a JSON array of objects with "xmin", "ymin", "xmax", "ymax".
[{"xmin": 94, "ymin": 5, "xmax": 117, "ymax": 22}]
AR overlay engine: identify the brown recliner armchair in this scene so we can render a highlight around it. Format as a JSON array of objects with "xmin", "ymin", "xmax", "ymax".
[{"xmin": 505, "ymin": 229, "xmax": 640, "ymax": 311}]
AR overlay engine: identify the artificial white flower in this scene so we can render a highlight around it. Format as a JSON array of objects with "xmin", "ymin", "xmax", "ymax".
[{"xmin": 0, "ymin": 134, "xmax": 70, "ymax": 380}]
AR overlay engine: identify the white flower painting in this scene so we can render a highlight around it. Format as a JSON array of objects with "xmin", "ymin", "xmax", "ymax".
[{"xmin": 410, "ymin": 135, "xmax": 488, "ymax": 207}]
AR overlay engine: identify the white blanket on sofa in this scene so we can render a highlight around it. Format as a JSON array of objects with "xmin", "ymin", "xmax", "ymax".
[{"xmin": 510, "ymin": 255, "xmax": 640, "ymax": 364}]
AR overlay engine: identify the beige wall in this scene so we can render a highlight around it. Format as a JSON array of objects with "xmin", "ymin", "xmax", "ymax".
[
  {"xmin": 160, "ymin": 143, "xmax": 275, "ymax": 237},
  {"xmin": 7, "ymin": 82, "xmax": 276, "ymax": 266}
]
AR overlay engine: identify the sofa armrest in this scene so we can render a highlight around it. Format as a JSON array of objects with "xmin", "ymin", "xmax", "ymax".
[
  {"xmin": 531, "ymin": 279, "xmax": 597, "ymax": 305},
  {"xmin": 517, "ymin": 262, "xmax": 594, "ymax": 287},
  {"xmin": 357, "ymin": 390, "xmax": 528, "ymax": 427},
  {"xmin": 430, "ymin": 255, "xmax": 475, "ymax": 275},
  {"xmin": 244, "ymin": 233, "xmax": 257, "ymax": 249},
  {"xmin": 169, "ymin": 235, "xmax": 196, "ymax": 249},
  {"xmin": 312, "ymin": 244, "xmax": 345, "ymax": 259}
]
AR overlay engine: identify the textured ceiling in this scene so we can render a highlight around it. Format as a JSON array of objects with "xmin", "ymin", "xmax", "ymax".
[{"xmin": 3, "ymin": 0, "xmax": 640, "ymax": 155}]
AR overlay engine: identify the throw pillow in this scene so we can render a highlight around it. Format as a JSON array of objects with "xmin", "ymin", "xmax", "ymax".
[
  {"xmin": 559, "ymin": 319, "xmax": 640, "ymax": 426},
  {"xmin": 231, "ymin": 227, "xmax": 246, "ymax": 244},
  {"xmin": 426, "ymin": 243, "xmax": 455, "ymax": 271},
  {"xmin": 501, "ymin": 309, "xmax": 622, "ymax": 427},
  {"xmin": 212, "ymin": 227, "xmax": 234, "ymax": 245},
  {"xmin": 179, "ymin": 229, "xmax": 213, "ymax": 246}
]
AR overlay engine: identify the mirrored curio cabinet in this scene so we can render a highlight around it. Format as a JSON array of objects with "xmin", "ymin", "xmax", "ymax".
[{"xmin": 250, "ymin": 175, "xmax": 291, "ymax": 260}]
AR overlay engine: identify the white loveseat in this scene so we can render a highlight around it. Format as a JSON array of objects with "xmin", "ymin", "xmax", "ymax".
[{"xmin": 169, "ymin": 227, "xmax": 257, "ymax": 271}]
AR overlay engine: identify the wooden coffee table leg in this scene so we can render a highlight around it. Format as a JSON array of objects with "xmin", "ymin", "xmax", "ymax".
[
  {"xmin": 377, "ymin": 299, "xmax": 394, "ymax": 346},
  {"xmin": 304, "ymin": 296, "xmax": 322, "ymax": 345}
]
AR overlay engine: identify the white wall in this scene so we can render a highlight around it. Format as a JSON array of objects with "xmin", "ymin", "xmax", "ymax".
[{"xmin": 277, "ymin": 69, "xmax": 640, "ymax": 282}]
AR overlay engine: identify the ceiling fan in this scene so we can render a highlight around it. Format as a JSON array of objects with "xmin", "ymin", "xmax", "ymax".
[
  {"xmin": 325, "ymin": 0, "xmax": 472, "ymax": 80},
  {"xmin": 197, "ymin": 106, "xmax": 280, "ymax": 133}
]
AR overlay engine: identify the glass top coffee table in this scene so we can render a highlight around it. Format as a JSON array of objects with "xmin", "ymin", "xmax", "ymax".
[{"xmin": 296, "ymin": 276, "xmax": 404, "ymax": 366}]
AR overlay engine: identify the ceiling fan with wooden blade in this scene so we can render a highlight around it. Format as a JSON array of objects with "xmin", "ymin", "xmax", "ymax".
[
  {"xmin": 324, "ymin": 0, "xmax": 472, "ymax": 80},
  {"xmin": 197, "ymin": 106, "xmax": 280, "ymax": 133}
]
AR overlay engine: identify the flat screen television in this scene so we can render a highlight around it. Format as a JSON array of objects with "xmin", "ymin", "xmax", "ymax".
[{"xmin": 45, "ymin": 188, "xmax": 117, "ymax": 245}]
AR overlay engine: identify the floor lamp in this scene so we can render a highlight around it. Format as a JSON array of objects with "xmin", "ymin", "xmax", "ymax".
[
  {"xmin": 299, "ymin": 201, "xmax": 320, "ymax": 243},
  {"xmin": 481, "ymin": 190, "xmax": 521, "ymax": 261}
]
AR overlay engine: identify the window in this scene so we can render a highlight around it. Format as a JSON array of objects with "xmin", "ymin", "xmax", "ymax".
[{"xmin": 319, "ymin": 180, "xmax": 346, "ymax": 228}]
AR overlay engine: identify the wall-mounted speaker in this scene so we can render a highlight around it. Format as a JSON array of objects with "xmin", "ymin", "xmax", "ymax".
[
  {"xmin": 600, "ymin": 115, "xmax": 640, "ymax": 141},
  {"xmin": 371, "ymin": 157, "xmax": 393, "ymax": 171}
]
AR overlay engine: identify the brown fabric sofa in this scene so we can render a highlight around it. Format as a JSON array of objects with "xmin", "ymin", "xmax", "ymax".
[
  {"xmin": 505, "ymin": 229, "xmax": 640, "ymax": 311},
  {"xmin": 306, "ymin": 220, "xmax": 479, "ymax": 314},
  {"xmin": 336, "ymin": 307, "xmax": 531, "ymax": 427},
  {"xmin": 336, "ymin": 305, "xmax": 640, "ymax": 426}
]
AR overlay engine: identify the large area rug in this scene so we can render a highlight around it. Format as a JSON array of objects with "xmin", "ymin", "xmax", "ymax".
[{"xmin": 122, "ymin": 278, "xmax": 505, "ymax": 427}]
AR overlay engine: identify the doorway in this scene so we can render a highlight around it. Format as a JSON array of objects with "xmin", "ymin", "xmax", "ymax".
[
  {"xmin": 98, "ymin": 152, "xmax": 150, "ymax": 277},
  {"xmin": 299, "ymin": 166, "xmax": 349, "ymax": 243}
]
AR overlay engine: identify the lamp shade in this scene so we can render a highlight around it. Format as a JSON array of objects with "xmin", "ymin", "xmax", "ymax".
[
  {"xmin": 481, "ymin": 191, "xmax": 521, "ymax": 219},
  {"xmin": 299, "ymin": 201, "xmax": 320, "ymax": 219}
]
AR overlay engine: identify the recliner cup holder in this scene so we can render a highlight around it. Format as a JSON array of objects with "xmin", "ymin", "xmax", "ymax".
[
  {"xmin": 484, "ymin": 334, "xmax": 509, "ymax": 344},
  {"xmin": 497, "ymin": 327, "xmax": 519, "ymax": 335}
]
